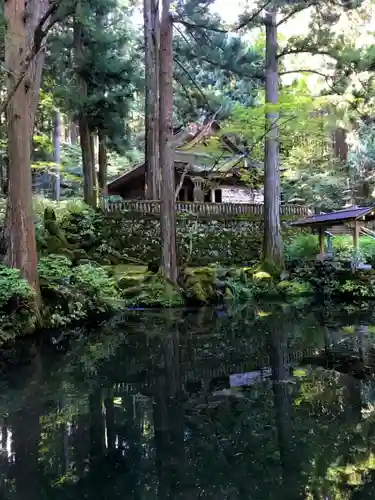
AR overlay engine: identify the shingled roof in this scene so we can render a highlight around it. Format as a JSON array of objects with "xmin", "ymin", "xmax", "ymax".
[
  {"xmin": 291, "ymin": 206, "xmax": 375, "ymax": 227},
  {"xmin": 107, "ymin": 118, "xmax": 255, "ymax": 195}
]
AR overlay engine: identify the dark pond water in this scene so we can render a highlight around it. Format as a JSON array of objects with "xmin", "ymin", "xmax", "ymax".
[{"xmin": 2, "ymin": 304, "xmax": 375, "ymax": 499}]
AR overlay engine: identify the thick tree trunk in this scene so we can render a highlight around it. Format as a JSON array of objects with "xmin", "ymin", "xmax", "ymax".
[
  {"xmin": 263, "ymin": 6, "xmax": 283, "ymax": 270},
  {"xmin": 98, "ymin": 129, "xmax": 108, "ymax": 195},
  {"xmin": 89, "ymin": 130, "xmax": 97, "ymax": 201},
  {"xmin": 74, "ymin": 15, "xmax": 96, "ymax": 207},
  {"xmin": 78, "ymin": 115, "xmax": 96, "ymax": 206},
  {"xmin": 3, "ymin": 0, "xmax": 49, "ymax": 297},
  {"xmin": 144, "ymin": 0, "xmax": 161, "ymax": 200},
  {"xmin": 53, "ymin": 110, "xmax": 61, "ymax": 201},
  {"xmin": 159, "ymin": 0, "xmax": 177, "ymax": 283}
]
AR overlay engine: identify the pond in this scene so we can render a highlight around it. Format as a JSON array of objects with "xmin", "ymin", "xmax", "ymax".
[{"xmin": 1, "ymin": 304, "xmax": 375, "ymax": 499}]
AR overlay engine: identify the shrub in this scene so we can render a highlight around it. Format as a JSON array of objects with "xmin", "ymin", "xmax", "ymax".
[
  {"xmin": 0, "ymin": 265, "xmax": 36, "ymax": 342},
  {"xmin": 284, "ymin": 234, "xmax": 318, "ymax": 262},
  {"xmin": 359, "ymin": 236, "xmax": 375, "ymax": 265},
  {"xmin": 332, "ymin": 235, "xmax": 354, "ymax": 261},
  {"xmin": 38, "ymin": 255, "xmax": 72, "ymax": 284},
  {"xmin": 0, "ymin": 265, "xmax": 34, "ymax": 308},
  {"xmin": 38, "ymin": 256, "xmax": 122, "ymax": 327},
  {"xmin": 72, "ymin": 263, "xmax": 121, "ymax": 312}
]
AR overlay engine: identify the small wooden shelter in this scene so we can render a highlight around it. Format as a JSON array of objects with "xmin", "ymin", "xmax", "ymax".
[{"xmin": 291, "ymin": 206, "xmax": 375, "ymax": 264}]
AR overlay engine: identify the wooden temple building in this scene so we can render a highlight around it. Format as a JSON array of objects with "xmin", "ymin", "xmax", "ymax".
[{"xmin": 107, "ymin": 120, "xmax": 263, "ymax": 204}]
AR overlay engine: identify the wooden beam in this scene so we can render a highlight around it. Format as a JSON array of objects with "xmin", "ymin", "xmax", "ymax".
[{"xmin": 353, "ymin": 219, "xmax": 360, "ymax": 258}]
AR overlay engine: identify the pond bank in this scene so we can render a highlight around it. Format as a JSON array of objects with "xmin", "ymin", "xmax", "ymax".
[{"xmin": 4, "ymin": 254, "xmax": 375, "ymax": 346}]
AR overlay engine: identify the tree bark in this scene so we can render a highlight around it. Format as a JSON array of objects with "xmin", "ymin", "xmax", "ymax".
[
  {"xmin": 53, "ymin": 109, "xmax": 61, "ymax": 201},
  {"xmin": 70, "ymin": 119, "xmax": 79, "ymax": 145},
  {"xmin": 73, "ymin": 14, "xmax": 96, "ymax": 207},
  {"xmin": 144, "ymin": 0, "xmax": 161, "ymax": 200},
  {"xmin": 89, "ymin": 130, "xmax": 97, "ymax": 201},
  {"xmin": 98, "ymin": 129, "xmax": 108, "ymax": 195},
  {"xmin": 159, "ymin": 0, "xmax": 177, "ymax": 283},
  {"xmin": 263, "ymin": 6, "xmax": 283, "ymax": 270},
  {"xmin": 3, "ymin": 0, "xmax": 50, "ymax": 297}
]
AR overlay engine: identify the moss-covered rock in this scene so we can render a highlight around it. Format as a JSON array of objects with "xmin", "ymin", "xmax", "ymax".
[
  {"xmin": 44, "ymin": 208, "xmax": 69, "ymax": 245},
  {"xmin": 117, "ymin": 275, "xmax": 143, "ymax": 290},
  {"xmin": 72, "ymin": 248, "xmax": 89, "ymax": 264},
  {"xmin": 57, "ymin": 248, "xmax": 75, "ymax": 262},
  {"xmin": 108, "ymin": 250, "xmax": 123, "ymax": 265},
  {"xmin": 181, "ymin": 267, "xmax": 217, "ymax": 304},
  {"xmin": 120, "ymin": 271, "xmax": 184, "ymax": 307},
  {"xmin": 277, "ymin": 280, "xmax": 312, "ymax": 297},
  {"xmin": 45, "ymin": 235, "xmax": 63, "ymax": 253}
]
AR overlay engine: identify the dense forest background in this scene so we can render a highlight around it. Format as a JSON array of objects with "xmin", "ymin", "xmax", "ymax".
[{"xmin": 5, "ymin": 0, "xmax": 375, "ymax": 208}]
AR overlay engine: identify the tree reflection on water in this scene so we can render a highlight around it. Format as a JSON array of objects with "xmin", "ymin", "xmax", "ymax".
[{"xmin": 0, "ymin": 305, "xmax": 375, "ymax": 499}]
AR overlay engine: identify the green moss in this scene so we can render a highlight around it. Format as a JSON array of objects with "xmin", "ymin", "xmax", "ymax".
[
  {"xmin": 117, "ymin": 276, "xmax": 143, "ymax": 290},
  {"xmin": 45, "ymin": 235, "xmax": 63, "ymax": 253},
  {"xmin": 122, "ymin": 271, "xmax": 184, "ymax": 307},
  {"xmin": 277, "ymin": 280, "xmax": 312, "ymax": 296},
  {"xmin": 111, "ymin": 265, "xmax": 148, "ymax": 278},
  {"xmin": 253, "ymin": 271, "xmax": 272, "ymax": 281},
  {"xmin": 181, "ymin": 268, "xmax": 216, "ymax": 303},
  {"xmin": 73, "ymin": 248, "xmax": 89, "ymax": 263},
  {"xmin": 57, "ymin": 248, "xmax": 75, "ymax": 261}
]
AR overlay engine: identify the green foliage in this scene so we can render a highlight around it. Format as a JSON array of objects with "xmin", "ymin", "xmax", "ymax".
[
  {"xmin": 224, "ymin": 80, "xmax": 329, "ymax": 161},
  {"xmin": 38, "ymin": 257, "xmax": 123, "ymax": 327},
  {"xmin": 47, "ymin": 0, "xmax": 141, "ymax": 153},
  {"xmin": 285, "ymin": 233, "xmax": 375, "ymax": 266},
  {"xmin": 72, "ymin": 264, "xmax": 120, "ymax": 311},
  {"xmin": 0, "ymin": 265, "xmax": 36, "ymax": 343},
  {"xmin": 0, "ymin": 265, "xmax": 34, "ymax": 308},
  {"xmin": 38, "ymin": 255, "xmax": 73, "ymax": 284},
  {"xmin": 278, "ymin": 279, "xmax": 313, "ymax": 296},
  {"xmin": 173, "ymin": 0, "xmax": 263, "ymax": 120},
  {"xmin": 121, "ymin": 271, "xmax": 185, "ymax": 307},
  {"xmin": 284, "ymin": 234, "xmax": 319, "ymax": 262}
]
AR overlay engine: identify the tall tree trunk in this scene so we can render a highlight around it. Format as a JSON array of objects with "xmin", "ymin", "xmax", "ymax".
[
  {"xmin": 73, "ymin": 15, "xmax": 96, "ymax": 207},
  {"xmin": 98, "ymin": 129, "xmax": 108, "ymax": 195},
  {"xmin": 70, "ymin": 119, "xmax": 79, "ymax": 145},
  {"xmin": 89, "ymin": 130, "xmax": 97, "ymax": 202},
  {"xmin": 144, "ymin": 0, "xmax": 161, "ymax": 200},
  {"xmin": 3, "ymin": 0, "xmax": 49, "ymax": 297},
  {"xmin": 263, "ymin": 6, "xmax": 283, "ymax": 270},
  {"xmin": 159, "ymin": 0, "xmax": 177, "ymax": 283},
  {"xmin": 53, "ymin": 110, "xmax": 61, "ymax": 201}
]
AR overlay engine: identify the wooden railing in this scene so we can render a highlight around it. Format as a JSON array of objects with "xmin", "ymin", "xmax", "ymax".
[{"xmin": 102, "ymin": 199, "xmax": 309, "ymax": 218}]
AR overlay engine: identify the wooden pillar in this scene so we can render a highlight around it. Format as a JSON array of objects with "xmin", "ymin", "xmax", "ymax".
[
  {"xmin": 319, "ymin": 227, "xmax": 325, "ymax": 260},
  {"xmin": 192, "ymin": 178, "xmax": 204, "ymax": 202},
  {"xmin": 353, "ymin": 220, "xmax": 360, "ymax": 260}
]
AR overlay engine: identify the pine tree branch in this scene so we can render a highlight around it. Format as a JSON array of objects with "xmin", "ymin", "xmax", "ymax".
[
  {"xmin": 173, "ymin": 56, "xmax": 209, "ymax": 105},
  {"xmin": 174, "ymin": 73, "xmax": 196, "ymax": 111},
  {"xmin": 279, "ymin": 69, "xmax": 333, "ymax": 79},
  {"xmin": 277, "ymin": 49, "xmax": 339, "ymax": 60},
  {"xmin": 174, "ymin": 17, "xmax": 227, "ymax": 33},
  {"xmin": 174, "ymin": 0, "xmax": 271, "ymax": 33},
  {"xmin": 234, "ymin": 0, "xmax": 272, "ymax": 30},
  {"xmin": 0, "ymin": 0, "xmax": 77, "ymax": 116},
  {"xmin": 277, "ymin": 1, "xmax": 318, "ymax": 27}
]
